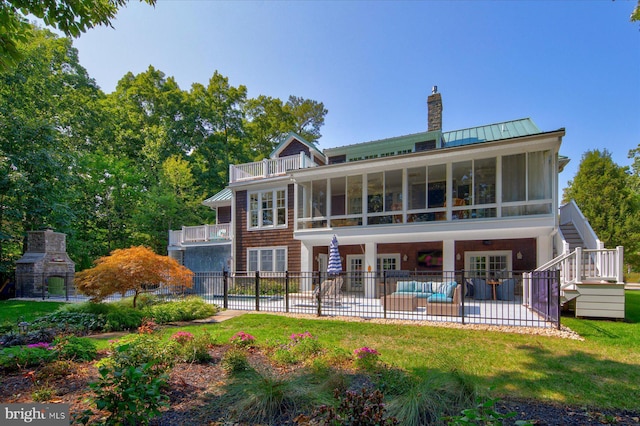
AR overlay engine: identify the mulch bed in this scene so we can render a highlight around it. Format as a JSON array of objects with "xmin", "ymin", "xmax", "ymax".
[{"xmin": 1, "ymin": 346, "xmax": 639, "ymax": 425}]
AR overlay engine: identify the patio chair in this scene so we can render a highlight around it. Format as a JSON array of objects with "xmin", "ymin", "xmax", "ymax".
[
  {"xmin": 496, "ymin": 278, "xmax": 516, "ymax": 301},
  {"xmin": 472, "ymin": 278, "xmax": 492, "ymax": 300},
  {"xmin": 314, "ymin": 276, "xmax": 343, "ymax": 306}
]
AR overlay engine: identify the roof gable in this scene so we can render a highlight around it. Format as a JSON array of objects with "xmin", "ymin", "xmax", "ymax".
[{"xmin": 271, "ymin": 132, "xmax": 324, "ymax": 160}]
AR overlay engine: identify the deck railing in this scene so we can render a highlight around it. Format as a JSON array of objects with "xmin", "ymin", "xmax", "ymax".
[
  {"xmin": 229, "ymin": 152, "xmax": 316, "ymax": 183},
  {"xmin": 168, "ymin": 224, "xmax": 231, "ymax": 246}
]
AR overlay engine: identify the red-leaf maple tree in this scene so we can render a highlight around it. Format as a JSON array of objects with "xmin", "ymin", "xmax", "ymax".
[{"xmin": 75, "ymin": 246, "xmax": 193, "ymax": 307}]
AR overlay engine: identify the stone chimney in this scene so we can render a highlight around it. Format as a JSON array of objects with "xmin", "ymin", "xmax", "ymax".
[{"xmin": 427, "ymin": 86, "xmax": 443, "ymax": 132}]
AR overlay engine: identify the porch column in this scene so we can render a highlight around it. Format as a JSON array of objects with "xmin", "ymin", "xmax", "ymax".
[
  {"xmin": 537, "ymin": 234, "xmax": 553, "ymax": 267},
  {"xmin": 300, "ymin": 243, "xmax": 313, "ymax": 291},
  {"xmin": 364, "ymin": 242, "xmax": 377, "ymax": 298},
  {"xmin": 442, "ymin": 239, "xmax": 455, "ymax": 271}
]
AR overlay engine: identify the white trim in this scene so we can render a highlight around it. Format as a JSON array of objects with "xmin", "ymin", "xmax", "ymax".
[
  {"xmin": 248, "ymin": 187, "xmax": 288, "ymax": 230},
  {"xmin": 464, "ymin": 250, "xmax": 513, "ymax": 278},
  {"xmin": 247, "ymin": 246, "xmax": 288, "ymax": 273}
]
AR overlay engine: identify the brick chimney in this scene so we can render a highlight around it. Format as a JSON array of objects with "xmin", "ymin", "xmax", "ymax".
[{"xmin": 427, "ymin": 86, "xmax": 443, "ymax": 132}]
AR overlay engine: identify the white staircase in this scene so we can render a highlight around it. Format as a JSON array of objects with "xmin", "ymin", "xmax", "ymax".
[{"xmin": 523, "ymin": 200, "xmax": 625, "ymax": 319}]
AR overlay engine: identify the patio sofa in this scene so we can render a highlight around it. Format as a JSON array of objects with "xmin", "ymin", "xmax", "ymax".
[
  {"xmin": 426, "ymin": 284, "xmax": 462, "ymax": 317},
  {"xmin": 390, "ymin": 280, "xmax": 458, "ymax": 308}
]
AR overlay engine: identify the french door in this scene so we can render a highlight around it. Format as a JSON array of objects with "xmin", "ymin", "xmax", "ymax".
[{"xmin": 346, "ymin": 255, "xmax": 364, "ymax": 292}]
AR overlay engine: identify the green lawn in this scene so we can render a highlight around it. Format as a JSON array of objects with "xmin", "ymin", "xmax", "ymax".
[
  {"xmin": 3, "ymin": 292, "xmax": 640, "ymax": 411},
  {"xmin": 0, "ymin": 300, "xmax": 67, "ymax": 324}
]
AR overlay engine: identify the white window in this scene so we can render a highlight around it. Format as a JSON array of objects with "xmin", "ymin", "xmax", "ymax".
[
  {"xmin": 248, "ymin": 188, "xmax": 287, "ymax": 229},
  {"xmin": 464, "ymin": 251, "xmax": 512, "ymax": 279},
  {"xmin": 247, "ymin": 247, "xmax": 287, "ymax": 272},
  {"xmin": 377, "ymin": 254, "xmax": 400, "ymax": 272}
]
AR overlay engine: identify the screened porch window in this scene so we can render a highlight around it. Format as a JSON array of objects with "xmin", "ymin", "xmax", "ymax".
[{"xmin": 502, "ymin": 150, "xmax": 552, "ymax": 216}]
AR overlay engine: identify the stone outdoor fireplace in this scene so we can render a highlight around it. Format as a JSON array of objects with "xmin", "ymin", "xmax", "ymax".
[{"xmin": 15, "ymin": 229, "xmax": 75, "ymax": 298}]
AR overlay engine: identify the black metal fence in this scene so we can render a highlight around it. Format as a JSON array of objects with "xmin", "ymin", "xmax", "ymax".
[{"xmin": 23, "ymin": 270, "xmax": 561, "ymax": 329}]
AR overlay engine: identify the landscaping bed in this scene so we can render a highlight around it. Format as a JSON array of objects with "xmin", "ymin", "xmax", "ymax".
[{"xmin": 2, "ymin": 339, "xmax": 640, "ymax": 425}]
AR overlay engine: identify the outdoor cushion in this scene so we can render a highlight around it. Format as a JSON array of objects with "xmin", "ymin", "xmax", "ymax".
[
  {"xmin": 427, "ymin": 293, "xmax": 453, "ymax": 303},
  {"xmin": 396, "ymin": 281, "xmax": 415, "ymax": 292},
  {"xmin": 473, "ymin": 278, "xmax": 492, "ymax": 300},
  {"xmin": 419, "ymin": 281, "xmax": 433, "ymax": 293},
  {"xmin": 496, "ymin": 278, "xmax": 516, "ymax": 301},
  {"xmin": 444, "ymin": 281, "xmax": 457, "ymax": 298}
]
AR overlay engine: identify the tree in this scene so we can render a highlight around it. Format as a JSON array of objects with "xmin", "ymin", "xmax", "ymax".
[
  {"xmin": 75, "ymin": 246, "xmax": 193, "ymax": 307},
  {"xmin": 0, "ymin": 0, "xmax": 156, "ymax": 72},
  {"xmin": 563, "ymin": 149, "xmax": 640, "ymax": 271},
  {"xmin": 284, "ymin": 96, "xmax": 328, "ymax": 143},
  {"xmin": 0, "ymin": 26, "xmax": 103, "ymax": 277}
]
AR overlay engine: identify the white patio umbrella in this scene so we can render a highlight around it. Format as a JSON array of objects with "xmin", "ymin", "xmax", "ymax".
[{"xmin": 327, "ymin": 234, "xmax": 342, "ymax": 276}]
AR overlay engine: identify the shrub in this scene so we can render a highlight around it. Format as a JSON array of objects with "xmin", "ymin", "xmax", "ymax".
[
  {"xmin": 353, "ymin": 347, "xmax": 381, "ymax": 372},
  {"xmin": 273, "ymin": 332, "xmax": 323, "ymax": 365},
  {"xmin": 59, "ymin": 302, "xmax": 145, "ymax": 332},
  {"xmin": 175, "ymin": 330, "xmax": 215, "ymax": 363},
  {"xmin": 171, "ymin": 331, "xmax": 194, "ymax": 345},
  {"xmin": 0, "ymin": 320, "xmax": 14, "ymax": 334},
  {"xmin": 222, "ymin": 348, "xmax": 250, "ymax": 374},
  {"xmin": 227, "ymin": 372, "xmax": 301, "ymax": 424},
  {"xmin": 311, "ymin": 388, "xmax": 398, "ymax": 425},
  {"xmin": 444, "ymin": 395, "xmax": 526, "ymax": 425},
  {"xmin": 142, "ymin": 296, "xmax": 218, "ymax": 324},
  {"xmin": 30, "ymin": 311, "xmax": 106, "ymax": 335},
  {"xmin": 104, "ymin": 308, "xmax": 145, "ymax": 332},
  {"xmin": 53, "ymin": 336, "xmax": 97, "ymax": 361},
  {"xmin": 88, "ymin": 362, "xmax": 169, "ymax": 426},
  {"xmin": 32, "ymin": 386, "xmax": 55, "ymax": 402},
  {"xmin": 104, "ymin": 333, "xmax": 176, "ymax": 373},
  {"xmin": 36, "ymin": 360, "xmax": 73, "ymax": 381},
  {"xmin": 230, "ymin": 331, "xmax": 255, "ymax": 347},
  {"xmin": 0, "ymin": 345, "xmax": 57, "ymax": 371},
  {"xmin": 290, "ymin": 332, "xmax": 323, "ymax": 359},
  {"xmin": 0, "ymin": 328, "xmax": 57, "ymax": 348}
]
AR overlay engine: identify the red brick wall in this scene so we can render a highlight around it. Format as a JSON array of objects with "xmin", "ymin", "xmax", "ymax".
[{"xmin": 235, "ymin": 185, "xmax": 300, "ymax": 272}]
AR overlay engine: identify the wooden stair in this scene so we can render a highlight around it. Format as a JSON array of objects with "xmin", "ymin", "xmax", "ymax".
[{"xmin": 559, "ymin": 223, "xmax": 584, "ymax": 251}]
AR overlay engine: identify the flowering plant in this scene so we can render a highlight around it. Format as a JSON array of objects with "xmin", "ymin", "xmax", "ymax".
[
  {"xmin": 289, "ymin": 331, "xmax": 314, "ymax": 343},
  {"xmin": 353, "ymin": 347, "xmax": 380, "ymax": 371},
  {"xmin": 353, "ymin": 347, "xmax": 379, "ymax": 359},
  {"xmin": 230, "ymin": 331, "xmax": 255, "ymax": 347},
  {"xmin": 170, "ymin": 331, "xmax": 194, "ymax": 345},
  {"xmin": 27, "ymin": 342, "xmax": 52, "ymax": 350}
]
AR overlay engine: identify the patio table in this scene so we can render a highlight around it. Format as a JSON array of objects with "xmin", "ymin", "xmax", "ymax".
[{"xmin": 380, "ymin": 294, "xmax": 418, "ymax": 311}]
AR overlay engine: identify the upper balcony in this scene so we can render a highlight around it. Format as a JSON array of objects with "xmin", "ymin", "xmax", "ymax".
[
  {"xmin": 229, "ymin": 152, "xmax": 317, "ymax": 184},
  {"xmin": 169, "ymin": 224, "xmax": 231, "ymax": 247}
]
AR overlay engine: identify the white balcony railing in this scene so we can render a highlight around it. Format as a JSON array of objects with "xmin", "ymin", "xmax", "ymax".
[
  {"xmin": 229, "ymin": 152, "xmax": 316, "ymax": 183},
  {"xmin": 168, "ymin": 224, "xmax": 231, "ymax": 246}
]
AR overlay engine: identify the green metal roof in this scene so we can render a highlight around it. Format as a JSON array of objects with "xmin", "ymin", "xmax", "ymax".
[
  {"xmin": 324, "ymin": 130, "xmax": 442, "ymax": 159},
  {"xmin": 323, "ymin": 118, "xmax": 545, "ymax": 160},
  {"xmin": 443, "ymin": 118, "xmax": 541, "ymax": 147},
  {"xmin": 202, "ymin": 187, "xmax": 232, "ymax": 207}
]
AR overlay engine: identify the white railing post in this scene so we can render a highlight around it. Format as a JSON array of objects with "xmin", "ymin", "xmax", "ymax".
[
  {"xmin": 181, "ymin": 226, "xmax": 185, "ymax": 243},
  {"xmin": 262, "ymin": 158, "xmax": 268, "ymax": 178},
  {"xmin": 617, "ymin": 246, "xmax": 624, "ymax": 284},
  {"xmin": 575, "ymin": 247, "xmax": 583, "ymax": 283},
  {"xmin": 300, "ymin": 151, "xmax": 305, "ymax": 168}
]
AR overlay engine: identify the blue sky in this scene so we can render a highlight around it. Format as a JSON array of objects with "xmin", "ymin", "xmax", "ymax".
[{"xmin": 72, "ymin": 1, "xmax": 640, "ymax": 195}]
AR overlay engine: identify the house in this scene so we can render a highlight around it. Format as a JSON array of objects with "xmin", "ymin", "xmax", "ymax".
[{"xmin": 168, "ymin": 88, "xmax": 625, "ymax": 319}]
